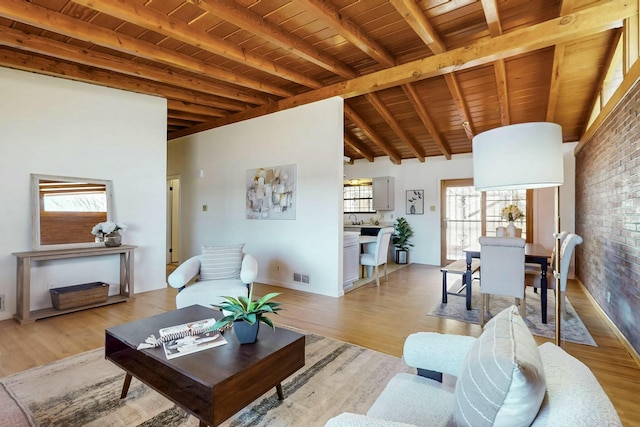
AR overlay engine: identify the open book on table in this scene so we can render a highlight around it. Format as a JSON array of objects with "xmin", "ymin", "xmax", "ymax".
[{"xmin": 159, "ymin": 318, "xmax": 227, "ymax": 359}]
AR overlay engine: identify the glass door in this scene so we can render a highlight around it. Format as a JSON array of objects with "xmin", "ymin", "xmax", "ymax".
[
  {"xmin": 441, "ymin": 179, "xmax": 482, "ymax": 265},
  {"xmin": 440, "ymin": 179, "xmax": 531, "ymax": 265}
]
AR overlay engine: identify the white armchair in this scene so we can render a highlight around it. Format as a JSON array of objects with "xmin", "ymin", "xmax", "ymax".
[
  {"xmin": 325, "ymin": 306, "xmax": 621, "ymax": 427},
  {"xmin": 168, "ymin": 247, "xmax": 258, "ymax": 309}
]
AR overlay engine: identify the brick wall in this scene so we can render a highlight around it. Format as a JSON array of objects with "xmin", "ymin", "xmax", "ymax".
[{"xmin": 575, "ymin": 81, "xmax": 640, "ymax": 354}]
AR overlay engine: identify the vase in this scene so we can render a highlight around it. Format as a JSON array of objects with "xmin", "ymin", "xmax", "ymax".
[
  {"xmin": 234, "ymin": 321, "xmax": 259, "ymax": 344},
  {"xmin": 104, "ymin": 231, "xmax": 122, "ymax": 247},
  {"xmin": 506, "ymin": 221, "xmax": 517, "ymax": 237}
]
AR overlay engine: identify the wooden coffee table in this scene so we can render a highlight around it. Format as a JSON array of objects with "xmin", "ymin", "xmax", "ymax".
[{"xmin": 105, "ymin": 305, "xmax": 305, "ymax": 427}]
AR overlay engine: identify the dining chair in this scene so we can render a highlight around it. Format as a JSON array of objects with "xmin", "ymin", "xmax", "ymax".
[
  {"xmin": 479, "ymin": 236, "xmax": 526, "ymax": 325},
  {"xmin": 526, "ymin": 233, "xmax": 583, "ymax": 319},
  {"xmin": 360, "ymin": 227, "xmax": 394, "ymax": 287},
  {"xmin": 526, "ymin": 231, "xmax": 568, "ymax": 274}
]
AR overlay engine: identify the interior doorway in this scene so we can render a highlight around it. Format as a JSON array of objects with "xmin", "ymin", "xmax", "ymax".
[{"xmin": 167, "ymin": 176, "xmax": 181, "ymax": 264}]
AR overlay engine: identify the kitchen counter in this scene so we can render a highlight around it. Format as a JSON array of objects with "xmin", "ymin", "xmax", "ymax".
[
  {"xmin": 343, "ymin": 222, "xmax": 394, "ymax": 228},
  {"xmin": 344, "ymin": 223, "xmax": 394, "ymax": 236}
]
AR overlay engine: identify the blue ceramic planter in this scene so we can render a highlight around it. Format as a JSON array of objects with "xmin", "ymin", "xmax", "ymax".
[{"xmin": 234, "ymin": 321, "xmax": 259, "ymax": 344}]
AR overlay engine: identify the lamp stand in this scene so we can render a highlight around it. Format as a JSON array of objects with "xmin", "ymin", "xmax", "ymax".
[{"xmin": 554, "ymin": 186, "xmax": 562, "ymax": 346}]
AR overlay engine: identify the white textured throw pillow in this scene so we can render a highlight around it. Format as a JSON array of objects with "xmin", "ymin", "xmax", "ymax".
[
  {"xmin": 199, "ymin": 243, "xmax": 244, "ymax": 281},
  {"xmin": 453, "ymin": 306, "xmax": 546, "ymax": 427}
]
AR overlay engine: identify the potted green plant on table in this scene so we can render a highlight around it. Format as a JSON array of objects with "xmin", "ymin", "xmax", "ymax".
[
  {"xmin": 392, "ymin": 217, "xmax": 414, "ymax": 264},
  {"xmin": 208, "ymin": 284, "xmax": 282, "ymax": 344}
]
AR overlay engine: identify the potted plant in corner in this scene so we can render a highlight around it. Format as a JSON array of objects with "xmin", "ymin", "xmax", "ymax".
[
  {"xmin": 392, "ymin": 217, "xmax": 414, "ymax": 264},
  {"xmin": 208, "ymin": 284, "xmax": 282, "ymax": 344}
]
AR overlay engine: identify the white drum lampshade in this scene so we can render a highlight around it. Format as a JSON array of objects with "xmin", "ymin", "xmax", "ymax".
[{"xmin": 472, "ymin": 122, "xmax": 564, "ymax": 191}]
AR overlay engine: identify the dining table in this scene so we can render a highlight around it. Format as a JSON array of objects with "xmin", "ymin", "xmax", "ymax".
[{"xmin": 463, "ymin": 243, "xmax": 552, "ymax": 323}]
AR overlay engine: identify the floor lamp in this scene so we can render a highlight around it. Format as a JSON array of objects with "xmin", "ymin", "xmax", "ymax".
[{"xmin": 472, "ymin": 122, "xmax": 565, "ymax": 345}]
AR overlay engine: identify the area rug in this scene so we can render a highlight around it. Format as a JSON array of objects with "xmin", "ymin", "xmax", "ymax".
[
  {"xmin": 428, "ymin": 283, "xmax": 597, "ymax": 346},
  {"xmin": 0, "ymin": 333, "xmax": 409, "ymax": 427}
]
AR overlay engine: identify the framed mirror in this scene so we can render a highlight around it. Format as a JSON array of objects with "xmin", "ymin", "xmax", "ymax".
[{"xmin": 31, "ymin": 174, "xmax": 114, "ymax": 250}]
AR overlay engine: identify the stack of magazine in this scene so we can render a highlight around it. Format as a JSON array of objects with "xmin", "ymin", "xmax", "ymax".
[{"xmin": 159, "ymin": 318, "xmax": 227, "ymax": 359}]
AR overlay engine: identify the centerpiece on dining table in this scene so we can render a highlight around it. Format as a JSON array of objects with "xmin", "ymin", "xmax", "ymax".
[{"xmin": 501, "ymin": 204, "xmax": 524, "ymax": 237}]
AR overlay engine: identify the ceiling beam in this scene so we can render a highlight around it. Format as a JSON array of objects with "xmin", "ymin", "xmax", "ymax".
[
  {"xmin": 0, "ymin": 0, "xmax": 293, "ymax": 97},
  {"xmin": 402, "ymin": 83, "xmax": 452, "ymax": 159},
  {"xmin": 344, "ymin": 129, "xmax": 375, "ymax": 162},
  {"xmin": 481, "ymin": 0, "xmax": 502, "ymax": 36},
  {"xmin": 71, "ymin": 0, "xmax": 322, "ymax": 90},
  {"xmin": 0, "ymin": 26, "xmax": 262, "ymax": 110},
  {"xmin": 344, "ymin": 104, "xmax": 402, "ymax": 165},
  {"xmin": 481, "ymin": 0, "xmax": 510, "ymax": 127},
  {"xmin": 390, "ymin": 0, "xmax": 446, "ymax": 54},
  {"xmin": 169, "ymin": 0, "xmax": 636, "ymax": 138},
  {"xmin": 168, "ymin": 110, "xmax": 217, "ymax": 122},
  {"xmin": 365, "ymin": 93, "xmax": 425, "ymax": 162},
  {"xmin": 296, "ymin": 0, "xmax": 396, "ymax": 67},
  {"xmin": 546, "ymin": 1, "xmax": 578, "ymax": 122},
  {"xmin": 186, "ymin": 0, "xmax": 357, "ymax": 80},
  {"xmin": 494, "ymin": 60, "xmax": 510, "ymax": 126},
  {"xmin": 444, "ymin": 74, "xmax": 475, "ymax": 138},
  {"xmin": 392, "ymin": 0, "xmax": 474, "ymax": 142},
  {"xmin": 167, "ymin": 100, "xmax": 226, "ymax": 118},
  {"xmin": 546, "ymin": 44, "xmax": 566, "ymax": 122}
]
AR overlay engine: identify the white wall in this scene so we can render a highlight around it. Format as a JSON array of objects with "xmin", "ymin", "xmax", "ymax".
[
  {"xmin": 0, "ymin": 67, "xmax": 168, "ymax": 320},
  {"xmin": 168, "ymin": 97, "xmax": 344, "ymax": 297},
  {"xmin": 345, "ymin": 146, "xmax": 577, "ymax": 266}
]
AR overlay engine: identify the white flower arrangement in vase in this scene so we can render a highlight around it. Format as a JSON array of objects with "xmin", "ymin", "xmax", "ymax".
[
  {"xmin": 500, "ymin": 205, "xmax": 523, "ymax": 237},
  {"xmin": 92, "ymin": 221, "xmax": 127, "ymax": 246},
  {"xmin": 501, "ymin": 204, "xmax": 524, "ymax": 222},
  {"xmin": 92, "ymin": 221, "xmax": 127, "ymax": 236}
]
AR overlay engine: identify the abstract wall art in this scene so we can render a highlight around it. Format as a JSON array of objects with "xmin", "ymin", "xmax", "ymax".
[{"xmin": 246, "ymin": 164, "xmax": 296, "ymax": 220}]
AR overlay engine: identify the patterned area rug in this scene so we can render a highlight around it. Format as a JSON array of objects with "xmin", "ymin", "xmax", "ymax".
[
  {"xmin": 428, "ymin": 282, "xmax": 597, "ymax": 346},
  {"xmin": 0, "ymin": 333, "xmax": 409, "ymax": 427}
]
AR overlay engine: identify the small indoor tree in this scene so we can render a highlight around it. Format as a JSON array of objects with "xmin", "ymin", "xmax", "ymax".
[{"xmin": 392, "ymin": 217, "xmax": 414, "ymax": 264}]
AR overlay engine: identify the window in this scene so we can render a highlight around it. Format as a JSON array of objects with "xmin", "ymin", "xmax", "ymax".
[{"xmin": 344, "ymin": 179, "xmax": 375, "ymax": 213}]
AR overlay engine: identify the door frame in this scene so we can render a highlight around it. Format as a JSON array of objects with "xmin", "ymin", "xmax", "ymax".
[{"xmin": 167, "ymin": 175, "xmax": 181, "ymax": 264}]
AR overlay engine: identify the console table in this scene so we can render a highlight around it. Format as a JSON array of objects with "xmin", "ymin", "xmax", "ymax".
[{"xmin": 12, "ymin": 245, "xmax": 136, "ymax": 324}]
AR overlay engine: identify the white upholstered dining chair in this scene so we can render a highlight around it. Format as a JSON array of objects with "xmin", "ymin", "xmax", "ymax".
[
  {"xmin": 479, "ymin": 236, "xmax": 526, "ymax": 325},
  {"xmin": 526, "ymin": 233, "xmax": 583, "ymax": 319},
  {"xmin": 360, "ymin": 227, "xmax": 394, "ymax": 287}
]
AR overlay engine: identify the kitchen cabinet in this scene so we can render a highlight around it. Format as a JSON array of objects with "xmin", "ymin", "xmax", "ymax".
[
  {"xmin": 343, "ymin": 232, "xmax": 360, "ymax": 291},
  {"xmin": 373, "ymin": 176, "xmax": 395, "ymax": 211}
]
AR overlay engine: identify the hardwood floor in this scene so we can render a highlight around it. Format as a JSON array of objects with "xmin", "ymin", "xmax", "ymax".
[{"xmin": 0, "ymin": 263, "xmax": 638, "ymax": 426}]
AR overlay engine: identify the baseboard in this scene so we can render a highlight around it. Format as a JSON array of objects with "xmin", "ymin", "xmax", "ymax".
[{"xmin": 576, "ymin": 278, "xmax": 640, "ymax": 368}]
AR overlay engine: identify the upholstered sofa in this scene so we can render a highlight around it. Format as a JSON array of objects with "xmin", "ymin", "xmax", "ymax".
[
  {"xmin": 325, "ymin": 306, "xmax": 621, "ymax": 427},
  {"xmin": 167, "ymin": 244, "xmax": 258, "ymax": 309}
]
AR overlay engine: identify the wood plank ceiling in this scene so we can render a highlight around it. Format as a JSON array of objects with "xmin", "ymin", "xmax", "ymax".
[{"xmin": 0, "ymin": 0, "xmax": 633, "ymax": 164}]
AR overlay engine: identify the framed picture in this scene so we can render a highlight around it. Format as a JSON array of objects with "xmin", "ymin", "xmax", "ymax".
[
  {"xmin": 406, "ymin": 190, "xmax": 424, "ymax": 215},
  {"xmin": 246, "ymin": 164, "xmax": 297, "ymax": 220}
]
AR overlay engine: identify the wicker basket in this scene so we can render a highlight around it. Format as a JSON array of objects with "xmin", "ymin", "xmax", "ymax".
[{"xmin": 50, "ymin": 282, "xmax": 109, "ymax": 310}]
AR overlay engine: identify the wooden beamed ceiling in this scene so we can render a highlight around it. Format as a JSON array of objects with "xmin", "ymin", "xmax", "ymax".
[{"xmin": 0, "ymin": 0, "xmax": 635, "ymax": 164}]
